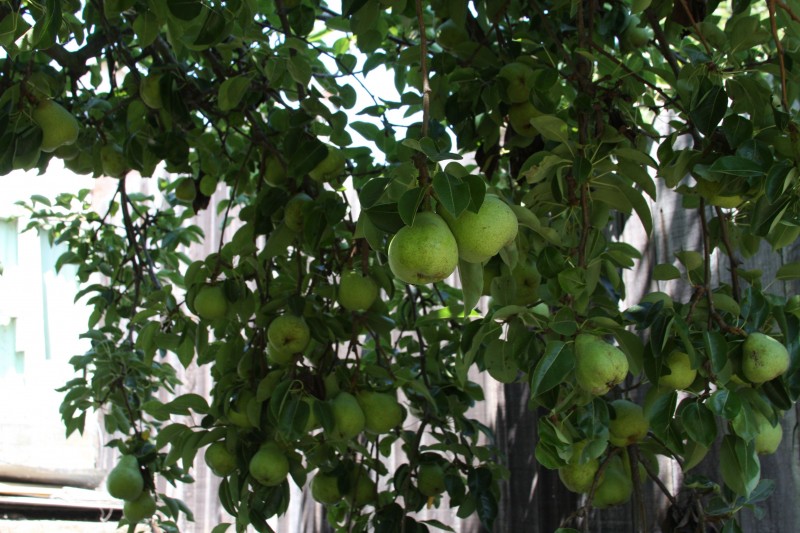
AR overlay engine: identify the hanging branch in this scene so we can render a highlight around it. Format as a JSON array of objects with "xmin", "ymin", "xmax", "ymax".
[
  {"xmin": 414, "ymin": 0, "xmax": 433, "ymax": 193},
  {"xmin": 768, "ymin": 0, "xmax": 790, "ymax": 110},
  {"xmin": 714, "ymin": 206, "xmax": 742, "ymax": 302}
]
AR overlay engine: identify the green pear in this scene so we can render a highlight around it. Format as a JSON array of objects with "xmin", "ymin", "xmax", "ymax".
[
  {"xmin": 329, "ymin": 391, "xmax": 366, "ymax": 440},
  {"xmin": 574, "ymin": 333, "xmax": 629, "ymax": 396},
  {"xmin": 267, "ymin": 315, "xmax": 311, "ymax": 354},
  {"xmin": 284, "ymin": 193, "xmax": 312, "ymax": 232},
  {"xmin": 356, "ymin": 390, "xmax": 405, "ymax": 434},
  {"xmin": 659, "ymin": 350, "xmax": 696, "ymax": 390},
  {"xmin": 106, "ymin": 455, "xmax": 144, "ymax": 501},
  {"xmin": 139, "ymin": 74, "xmax": 163, "ymax": 109},
  {"xmin": 754, "ymin": 413, "xmax": 783, "ymax": 455},
  {"xmin": 311, "ymin": 472, "xmax": 341, "ymax": 504},
  {"xmin": 309, "ymin": 147, "xmax": 345, "ymax": 182},
  {"xmin": 174, "ymin": 178, "xmax": 197, "ymax": 203},
  {"xmin": 440, "ymin": 195, "xmax": 518, "ymax": 263},
  {"xmin": 204, "ymin": 442, "xmax": 237, "ymax": 477},
  {"xmin": 558, "ymin": 457, "xmax": 601, "ymax": 494},
  {"xmin": 193, "ymin": 284, "xmax": 228, "ymax": 320},
  {"xmin": 608, "ymin": 399, "xmax": 649, "ymax": 447},
  {"xmin": 100, "ymin": 144, "xmax": 128, "ymax": 178},
  {"xmin": 508, "ymin": 101, "xmax": 541, "ymax": 138},
  {"xmin": 249, "ymin": 441, "xmax": 289, "ymax": 486},
  {"xmin": 592, "ymin": 456, "xmax": 632, "ymax": 509},
  {"xmin": 388, "ymin": 212, "xmax": 459, "ymax": 285},
  {"xmin": 226, "ymin": 390, "xmax": 255, "ymax": 428},
  {"xmin": 123, "ymin": 491, "xmax": 156, "ymax": 523},
  {"xmin": 32, "ymin": 100, "xmax": 80, "ymax": 152},
  {"xmin": 338, "ymin": 270, "xmax": 379, "ymax": 312},
  {"xmin": 264, "ymin": 156, "xmax": 288, "ymax": 187},
  {"xmin": 347, "ymin": 467, "xmax": 377, "ymax": 506},
  {"xmin": 417, "ymin": 462, "xmax": 446, "ymax": 497},
  {"xmin": 498, "ymin": 62, "xmax": 536, "ymax": 103},
  {"xmin": 511, "ymin": 261, "xmax": 541, "ymax": 306},
  {"xmin": 266, "ymin": 341, "xmax": 294, "ymax": 366},
  {"xmin": 741, "ymin": 332, "xmax": 790, "ymax": 384}
]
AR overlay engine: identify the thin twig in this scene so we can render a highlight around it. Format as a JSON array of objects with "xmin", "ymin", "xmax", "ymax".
[
  {"xmin": 713, "ymin": 206, "xmax": 741, "ymax": 302},
  {"xmin": 768, "ymin": 0, "xmax": 790, "ymax": 110}
]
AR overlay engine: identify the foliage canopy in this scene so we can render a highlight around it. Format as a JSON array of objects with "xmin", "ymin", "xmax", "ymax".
[{"xmin": 3, "ymin": 0, "xmax": 800, "ymax": 531}]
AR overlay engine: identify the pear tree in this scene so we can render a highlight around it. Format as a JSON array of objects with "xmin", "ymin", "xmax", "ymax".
[{"xmin": 4, "ymin": 0, "xmax": 800, "ymax": 531}]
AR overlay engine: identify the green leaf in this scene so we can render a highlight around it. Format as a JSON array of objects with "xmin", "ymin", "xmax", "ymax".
[
  {"xmin": 776, "ymin": 261, "xmax": 800, "ymax": 280},
  {"xmin": 164, "ymin": 393, "xmax": 210, "ymax": 415},
  {"xmin": 463, "ymin": 174, "xmax": 486, "ymax": 213},
  {"xmin": 652, "ymin": 263, "xmax": 681, "ymax": 280},
  {"xmin": 168, "ymin": 0, "xmax": 202, "ymax": 20},
  {"xmin": 287, "ymin": 55, "xmax": 312, "ymax": 87},
  {"xmin": 458, "ymin": 259, "xmax": 483, "ymax": 313},
  {"xmin": 398, "ymin": 186, "xmax": 427, "ymax": 226},
  {"xmin": 719, "ymin": 434, "xmax": 760, "ymax": 497},
  {"xmin": 484, "ymin": 339, "xmax": 519, "ymax": 383},
  {"xmin": 529, "ymin": 115, "xmax": 569, "ymax": 143},
  {"xmin": 31, "ymin": 0, "xmax": 61, "ymax": 49},
  {"xmin": 530, "ymin": 341, "xmax": 574, "ymax": 397},
  {"xmin": 218, "ymin": 76, "xmax": 251, "ymax": 112},
  {"xmin": 690, "ymin": 84, "xmax": 727, "ymax": 135},
  {"xmin": 433, "ymin": 172, "xmax": 470, "ymax": 218},
  {"xmin": 679, "ymin": 399, "xmax": 717, "ymax": 448},
  {"xmin": 708, "ymin": 389, "xmax": 741, "ymax": 420}
]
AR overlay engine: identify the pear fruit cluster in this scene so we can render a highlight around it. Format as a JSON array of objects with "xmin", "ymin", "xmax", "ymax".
[
  {"xmin": 387, "ymin": 195, "xmax": 518, "ymax": 285},
  {"xmin": 338, "ymin": 270, "xmax": 379, "ymax": 312},
  {"xmin": 106, "ymin": 455, "xmax": 156, "ymax": 523}
]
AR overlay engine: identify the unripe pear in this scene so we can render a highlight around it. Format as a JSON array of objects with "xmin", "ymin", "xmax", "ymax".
[
  {"xmin": 608, "ymin": 399, "xmax": 649, "ymax": 447},
  {"xmin": 106, "ymin": 455, "xmax": 144, "ymax": 501},
  {"xmin": 440, "ymin": 195, "xmax": 518, "ymax": 264},
  {"xmin": 330, "ymin": 391, "xmax": 366, "ymax": 440},
  {"xmin": 123, "ymin": 491, "xmax": 156, "ymax": 523},
  {"xmin": 311, "ymin": 472, "xmax": 341, "ymax": 504},
  {"xmin": 139, "ymin": 74, "xmax": 163, "ymax": 109},
  {"xmin": 741, "ymin": 332, "xmax": 790, "ymax": 384},
  {"xmin": 204, "ymin": 442, "xmax": 237, "ymax": 477},
  {"xmin": 193, "ymin": 284, "xmax": 228, "ymax": 320},
  {"xmin": 417, "ymin": 462, "xmax": 446, "ymax": 497},
  {"xmin": 309, "ymin": 148, "xmax": 345, "ymax": 182},
  {"xmin": 347, "ymin": 467, "xmax": 377, "ymax": 506},
  {"xmin": 558, "ymin": 457, "xmax": 601, "ymax": 493},
  {"xmin": 498, "ymin": 62, "xmax": 536, "ymax": 103},
  {"xmin": 32, "ymin": 100, "xmax": 80, "ymax": 152},
  {"xmin": 592, "ymin": 456, "xmax": 632, "ymax": 508},
  {"xmin": 356, "ymin": 390, "xmax": 405, "ymax": 434},
  {"xmin": 249, "ymin": 442, "xmax": 289, "ymax": 486},
  {"xmin": 338, "ymin": 271, "xmax": 379, "ymax": 312},
  {"xmin": 754, "ymin": 413, "xmax": 783, "ymax": 455},
  {"xmin": 388, "ymin": 212, "xmax": 459, "ymax": 285},
  {"xmin": 659, "ymin": 350, "xmax": 696, "ymax": 390},
  {"xmin": 267, "ymin": 315, "xmax": 311, "ymax": 354},
  {"xmin": 574, "ymin": 334, "xmax": 629, "ymax": 396},
  {"xmin": 284, "ymin": 193, "xmax": 312, "ymax": 232}
]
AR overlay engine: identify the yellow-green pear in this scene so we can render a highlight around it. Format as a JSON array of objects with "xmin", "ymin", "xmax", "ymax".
[
  {"xmin": 264, "ymin": 156, "xmax": 288, "ymax": 187},
  {"xmin": 388, "ymin": 212, "xmax": 458, "ymax": 285},
  {"xmin": 608, "ymin": 399, "xmax": 649, "ymax": 447},
  {"xmin": 511, "ymin": 261, "xmax": 541, "ymax": 305},
  {"xmin": 309, "ymin": 147, "xmax": 345, "ymax": 182},
  {"xmin": 174, "ymin": 178, "xmax": 197, "ymax": 203},
  {"xmin": 249, "ymin": 441, "xmax": 289, "ymax": 486},
  {"xmin": 347, "ymin": 467, "xmax": 377, "ymax": 506},
  {"xmin": 574, "ymin": 334, "xmax": 629, "ymax": 396},
  {"xmin": 139, "ymin": 74, "xmax": 163, "ymax": 109},
  {"xmin": 741, "ymin": 332, "xmax": 790, "ymax": 384},
  {"xmin": 356, "ymin": 390, "xmax": 405, "ymax": 434},
  {"xmin": 338, "ymin": 271, "xmax": 379, "ymax": 312},
  {"xmin": 284, "ymin": 193, "xmax": 312, "ymax": 232},
  {"xmin": 266, "ymin": 341, "xmax": 294, "ymax": 366},
  {"xmin": 106, "ymin": 455, "xmax": 144, "ymax": 501},
  {"xmin": 441, "ymin": 195, "xmax": 518, "ymax": 263},
  {"xmin": 100, "ymin": 144, "xmax": 128, "ymax": 178},
  {"xmin": 754, "ymin": 413, "xmax": 783, "ymax": 455},
  {"xmin": 498, "ymin": 62, "xmax": 536, "ymax": 103},
  {"xmin": 32, "ymin": 100, "xmax": 80, "ymax": 152},
  {"xmin": 592, "ymin": 456, "xmax": 632, "ymax": 508},
  {"xmin": 193, "ymin": 284, "xmax": 228, "ymax": 320},
  {"xmin": 204, "ymin": 442, "xmax": 237, "ymax": 477},
  {"xmin": 330, "ymin": 391, "xmax": 366, "ymax": 440},
  {"xmin": 508, "ymin": 101, "xmax": 541, "ymax": 138},
  {"xmin": 123, "ymin": 491, "xmax": 156, "ymax": 523},
  {"xmin": 267, "ymin": 315, "xmax": 311, "ymax": 354},
  {"xmin": 659, "ymin": 350, "xmax": 696, "ymax": 390},
  {"xmin": 558, "ymin": 444, "xmax": 601, "ymax": 494},
  {"xmin": 417, "ymin": 462, "xmax": 446, "ymax": 497},
  {"xmin": 311, "ymin": 472, "xmax": 341, "ymax": 504}
]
